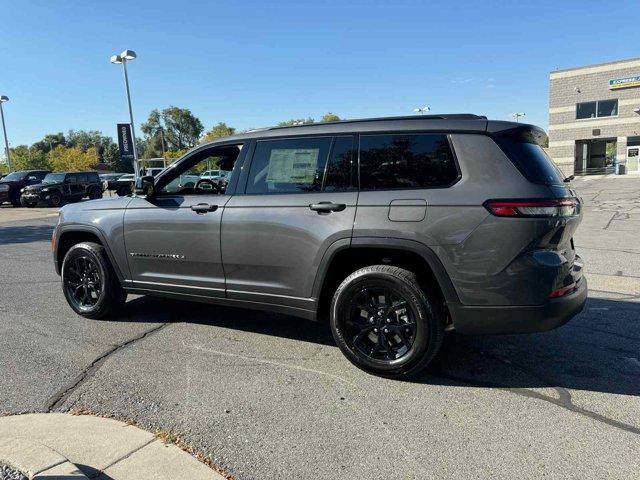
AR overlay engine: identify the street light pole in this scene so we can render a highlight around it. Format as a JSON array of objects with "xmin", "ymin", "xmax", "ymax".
[
  {"xmin": 111, "ymin": 50, "xmax": 140, "ymax": 178},
  {"xmin": 0, "ymin": 96, "xmax": 12, "ymax": 173}
]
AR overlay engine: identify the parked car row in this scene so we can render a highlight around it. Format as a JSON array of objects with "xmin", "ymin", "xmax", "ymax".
[{"xmin": 0, "ymin": 169, "xmax": 104, "ymax": 207}]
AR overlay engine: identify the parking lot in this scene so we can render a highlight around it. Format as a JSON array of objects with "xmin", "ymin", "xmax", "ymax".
[{"xmin": 0, "ymin": 176, "xmax": 639, "ymax": 479}]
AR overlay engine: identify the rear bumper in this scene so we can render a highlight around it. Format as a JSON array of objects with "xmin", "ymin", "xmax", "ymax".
[{"xmin": 450, "ymin": 277, "xmax": 587, "ymax": 334}]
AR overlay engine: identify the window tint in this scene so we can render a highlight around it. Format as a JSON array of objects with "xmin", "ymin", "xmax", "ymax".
[
  {"xmin": 324, "ymin": 136, "xmax": 356, "ymax": 192},
  {"xmin": 87, "ymin": 173, "xmax": 99, "ymax": 182},
  {"xmin": 359, "ymin": 134, "xmax": 458, "ymax": 190},
  {"xmin": 77, "ymin": 174, "xmax": 87, "ymax": 183},
  {"xmin": 246, "ymin": 137, "xmax": 332, "ymax": 194},
  {"xmin": 495, "ymin": 128, "xmax": 566, "ymax": 186}
]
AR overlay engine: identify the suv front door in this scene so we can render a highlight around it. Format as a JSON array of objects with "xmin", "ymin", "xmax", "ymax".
[
  {"xmin": 123, "ymin": 144, "xmax": 244, "ymax": 297},
  {"xmin": 221, "ymin": 136, "xmax": 357, "ymax": 312}
]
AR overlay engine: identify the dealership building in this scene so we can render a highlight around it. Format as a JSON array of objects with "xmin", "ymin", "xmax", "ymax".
[{"xmin": 548, "ymin": 57, "xmax": 640, "ymax": 176}]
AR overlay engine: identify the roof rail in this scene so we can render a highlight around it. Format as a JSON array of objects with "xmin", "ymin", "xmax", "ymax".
[{"xmin": 265, "ymin": 114, "xmax": 487, "ymax": 131}]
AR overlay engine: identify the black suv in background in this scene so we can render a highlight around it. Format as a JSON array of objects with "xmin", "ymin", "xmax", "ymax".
[
  {"xmin": 0, "ymin": 170, "xmax": 50, "ymax": 206},
  {"xmin": 21, "ymin": 171, "xmax": 103, "ymax": 207}
]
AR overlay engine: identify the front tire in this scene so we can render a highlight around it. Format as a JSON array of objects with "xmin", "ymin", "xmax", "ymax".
[
  {"xmin": 61, "ymin": 242, "xmax": 127, "ymax": 319},
  {"xmin": 20, "ymin": 197, "xmax": 37, "ymax": 208},
  {"xmin": 330, "ymin": 265, "xmax": 443, "ymax": 378}
]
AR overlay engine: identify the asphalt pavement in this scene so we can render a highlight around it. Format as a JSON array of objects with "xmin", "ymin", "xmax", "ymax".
[{"xmin": 0, "ymin": 176, "xmax": 639, "ymax": 479}]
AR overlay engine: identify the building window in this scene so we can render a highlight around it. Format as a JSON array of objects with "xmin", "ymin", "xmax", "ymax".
[{"xmin": 576, "ymin": 100, "xmax": 618, "ymax": 119}]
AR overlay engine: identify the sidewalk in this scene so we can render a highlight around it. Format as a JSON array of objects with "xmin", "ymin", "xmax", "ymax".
[{"xmin": 0, "ymin": 413, "xmax": 226, "ymax": 480}]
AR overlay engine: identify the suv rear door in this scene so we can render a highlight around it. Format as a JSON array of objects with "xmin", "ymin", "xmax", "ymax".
[{"xmin": 221, "ymin": 135, "xmax": 357, "ymax": 312}]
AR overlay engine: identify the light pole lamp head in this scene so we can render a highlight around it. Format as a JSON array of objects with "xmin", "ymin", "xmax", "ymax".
[
  {"xmin": 110, "ymin": 54, "xmax": 123, "ymax": 64},
  {"xmin": 121, "ymin": 50, "xmax": 137, "ymax": 60},
  {"xmin": 0, "ymin": 95, "xmax": 8, "ymax": 103}
]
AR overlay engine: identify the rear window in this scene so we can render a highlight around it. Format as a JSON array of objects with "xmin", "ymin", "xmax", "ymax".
[{"xmin": 495, "ymin": 128, "xmax": 565, "ymax": 186}]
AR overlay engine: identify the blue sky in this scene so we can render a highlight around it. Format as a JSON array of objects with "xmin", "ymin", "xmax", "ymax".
[{"xmin": 2, "ymin": 0, "xmax": 639, "ymax": 146}]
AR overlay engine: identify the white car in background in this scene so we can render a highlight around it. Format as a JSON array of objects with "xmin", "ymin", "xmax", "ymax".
[{"xmin": 200, "ymin": 169, "xmax": 230, "ymax": 183}]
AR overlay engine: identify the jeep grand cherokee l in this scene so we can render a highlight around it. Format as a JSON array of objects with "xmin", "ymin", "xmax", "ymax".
[{"xmin": 51, "ymin": 115, "xmax": 587, "ymax": 378}]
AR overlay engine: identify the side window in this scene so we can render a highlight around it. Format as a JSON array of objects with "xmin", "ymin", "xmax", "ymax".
[
  {"xmin": 65, "ymin": 174, "xmax": 75, "ymax": 183},
  {"xmin": 324, "ymin": 136, "xmax": 356, "ymax": 192},
  {"xmin": 36, "ymin": 172, "xmax": 47, "ymax": 180},
  {"xmin": 77, "ymin": 174, "xmax": 88, "ymax": 183},
  {"xmin": 156, "ymin": 144, "xmax": 243, "ymax": 196},
  {"xmin": 246, "ymin": 137, "xmax": 332, "ymax": 194},
  {"xmin": 359, "ymin": 134, "xmax": 458, "ymax": 190}
]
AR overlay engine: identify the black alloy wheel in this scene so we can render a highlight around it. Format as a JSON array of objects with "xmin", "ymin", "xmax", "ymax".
[
  {"xmin": 61, "ymin": 242, "xmax": 127, "ymax": 319},
  {"xmin": 343, "ymin": 286, "xmax": 416, "ymax": 361},
  {"xmin": 48, "ymin": 191, "xmax": 62, "ymax": 207},
  {"xmin": 64, "ymin": 254, "xmax": 103, "ymax": 311},
  {"xmin": 330, "ymin": 265, "xmax": 444, "ymax": 378}
]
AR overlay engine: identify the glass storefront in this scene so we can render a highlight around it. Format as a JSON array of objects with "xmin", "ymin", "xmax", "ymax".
[{"xmin": 574, "ymin": 138, "xmax": 617, "ymax": 174}]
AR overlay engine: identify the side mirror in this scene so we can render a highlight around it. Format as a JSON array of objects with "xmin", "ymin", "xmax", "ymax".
[{"xmin": 134, "ymin": 175, "xmax": 155, "ymax": 197}]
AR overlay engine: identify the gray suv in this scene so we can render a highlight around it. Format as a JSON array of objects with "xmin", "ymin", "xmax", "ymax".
[{"xmin": 52, "ymin": 115, "xmax": 587, "ymax": 377}]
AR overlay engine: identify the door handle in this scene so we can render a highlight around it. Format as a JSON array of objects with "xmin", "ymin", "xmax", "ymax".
[
  {"xmin": 309, "ymin": 201, "xmax": 346, "ymax": 214},
  {"xmin": 190, "ymin": 203, "xmax": 218, "ymax": 214}
]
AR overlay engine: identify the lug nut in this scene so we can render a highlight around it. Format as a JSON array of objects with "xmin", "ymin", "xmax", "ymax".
[
  {"xmin": 373, "ymin": 328, "xmax": 378, "ymax": 333},
  {"xmin": 384, "ymin": 328, "xmax": 389, "ymax": 333}
]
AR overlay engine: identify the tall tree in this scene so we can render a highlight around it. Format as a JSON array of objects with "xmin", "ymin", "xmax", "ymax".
[
  {"xmin": 141, "ymin": 106, "xmax": 204, "ymax": 154},
  {"xmin": 201, "ymin": 122, "xmax": 236, "ymax": 143},
  {"xmin": 49, "ymin": 146, "xmax": 99, "ymax": 172},
  {"xmin": 32, "ymin": 133, "xmax": 66, "ymax": 154},
  {"xmin": 321, "ymin": 113, "xmax": 341, "ymax": 122},
  {"xmin": 9, "ymin": 145, "xmax": 50, "ymax": 171}
]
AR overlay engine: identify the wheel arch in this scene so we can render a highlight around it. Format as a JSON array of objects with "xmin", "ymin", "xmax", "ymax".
[
  {"xmin": 55, "ymin": 225, "xmax": 124, "ymax": 282},
  {"xmin": 313, "ymin": 237, "xmax": 460, "ymax": 322}
]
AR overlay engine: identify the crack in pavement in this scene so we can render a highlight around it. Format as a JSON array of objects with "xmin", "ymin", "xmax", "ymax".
[{"xmin": 45, "ymin": 323, "xmax": 170, "ymax": 412}]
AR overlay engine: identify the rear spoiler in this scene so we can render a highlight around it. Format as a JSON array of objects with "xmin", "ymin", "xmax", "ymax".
[{"xmin": 486, "ymin": 122, "xmax": 549, "ymax": 147}]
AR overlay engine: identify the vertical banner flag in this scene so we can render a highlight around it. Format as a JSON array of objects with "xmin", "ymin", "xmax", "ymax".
[{"xmin": 117, "ymin": 123, "xmax": 135, "ymax": 165}]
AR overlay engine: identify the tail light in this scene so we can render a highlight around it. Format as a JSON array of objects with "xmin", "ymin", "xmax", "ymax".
[
  {"xmin": 549, "ymin": 282, "xmax": 577, "ymax": 298},
  {"xmin": 484, "ymin": 198, "xmax": 580, "ymax": 218}
]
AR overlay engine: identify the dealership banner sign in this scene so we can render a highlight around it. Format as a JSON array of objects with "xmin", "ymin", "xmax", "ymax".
[
  {"xmin": 609, "ymin": 75, "xmax": 640, "ymax": 90},
  {"xmin": 117, "ymin": 123, "xmax": 135, "ymax": 163}
]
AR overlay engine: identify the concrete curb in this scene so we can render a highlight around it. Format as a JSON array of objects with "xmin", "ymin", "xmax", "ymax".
[
  {"xmin": 0, "ymin": 413, "xmax": 225, "ymax": 480},
  {"xmin": 0, "ymin": 437, "xmax": 87, "ymax": 479}
]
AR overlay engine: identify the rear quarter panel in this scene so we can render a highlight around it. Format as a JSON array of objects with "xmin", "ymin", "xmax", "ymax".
[{"xmin": 353, "ymin": 133, "xmax": 555, "ymax": 305}]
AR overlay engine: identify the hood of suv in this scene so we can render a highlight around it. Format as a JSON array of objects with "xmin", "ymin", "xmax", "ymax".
[{"xmin": 23, "ymin": 181, "xmax": 63, "ymax": 193}]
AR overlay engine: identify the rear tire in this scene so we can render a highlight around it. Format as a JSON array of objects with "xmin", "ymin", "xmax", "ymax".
[
  {"xmin": 330, "ymin": 265, "xmax": 444, "ymax": 378},
  {"xmin": 61, "ymin": 242, "xmax": 127, "ymax": 319},
  {"xmin": 48, "ymin": 191, "xmax": 62, "ymax": 207},
  {"xmin": 89, "ymin": 187, "xmax": 102, "ymax": 200}
]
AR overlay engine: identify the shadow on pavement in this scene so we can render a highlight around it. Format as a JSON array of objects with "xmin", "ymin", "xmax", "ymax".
[
  {"xmin": 116, "ymin": 295, "xmax": 640, "ymax": 396},
  {"xmin": 0, "ymin": 224, "xmax": 54, "ymax": 245}
]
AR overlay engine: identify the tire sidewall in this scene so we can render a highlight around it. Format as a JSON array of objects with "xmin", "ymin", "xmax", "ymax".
[
  {"xmin": 330, "ymin": 268, "xmax": 440, "ymax": 377},
  {"xmin": 49, "ymin": 191, "xmax": 62, "ymax": 207},
  {"xmin": 61, "ymin": 243, "xmax": 110, "ymax": 317}
]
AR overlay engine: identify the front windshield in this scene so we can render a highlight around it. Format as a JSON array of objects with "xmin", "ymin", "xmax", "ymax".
[
  {"xmin": 43, "ymin": 173, "xmax": 66, "ymax": 183},
  {"xmin": 2, "ymin": 171, "xmax": 27, "ymax": 181}
]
